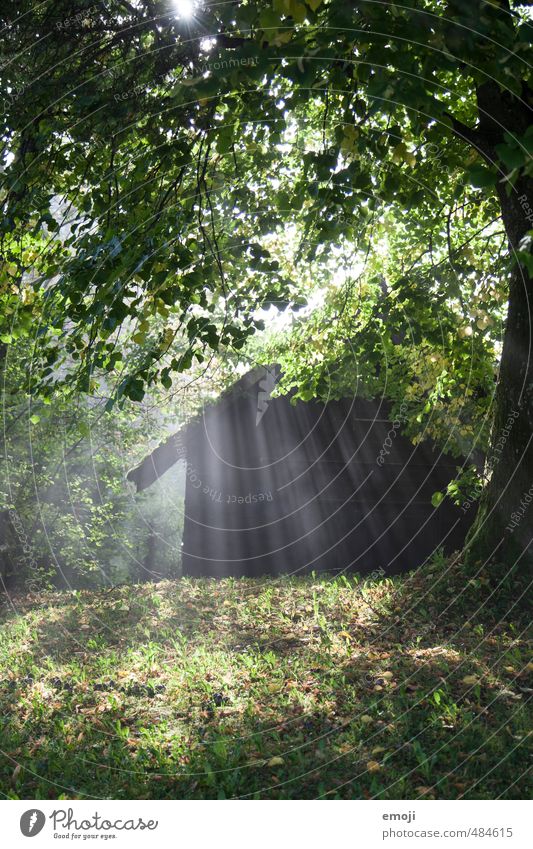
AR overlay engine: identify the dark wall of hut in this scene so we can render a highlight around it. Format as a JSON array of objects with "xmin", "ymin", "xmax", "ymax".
[{"xmin": 181, "ymin": 384, "xmax": 476, "ymax": 578}]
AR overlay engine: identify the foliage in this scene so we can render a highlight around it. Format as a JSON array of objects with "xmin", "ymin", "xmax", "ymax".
[
  {"xmin": 253, "ymin": 200, "xmax": 504, "ymax": 461},
  {"xmin": 1, "ymin": 0, "xmax": 531, "ymax": 407},
  {"xmin": 0, "ymin": 339, "xmax": 190, "ymax": 590}
]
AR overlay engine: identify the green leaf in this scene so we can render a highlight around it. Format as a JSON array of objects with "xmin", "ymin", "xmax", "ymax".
[
  {"xmin": 431, "ymin": 491, "xmax": 444, "ymax": 508},
  {"xmin": 288, "ymin": 0, "xmax": 307, "ymax": 23},
  {"xmin": 123, "ymin": 378, "xmax": 145, "ymax": 403},
  {"xmin": 467, "ymin": 164, "xmax": 497, "ymax": 189},
  {"xmin": 495, "ymin": 143, "xmax": 525, "ymax": 172}
]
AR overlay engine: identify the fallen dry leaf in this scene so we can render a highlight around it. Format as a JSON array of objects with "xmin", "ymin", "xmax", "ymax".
[{"xmin": 415, "ymin": 785, "xmax": 434, "ymax": 796}]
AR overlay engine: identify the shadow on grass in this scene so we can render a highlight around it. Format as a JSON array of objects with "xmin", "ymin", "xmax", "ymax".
[{"xmin": 0, "ymin": 570, "xmax": 531, "ymax": 800}]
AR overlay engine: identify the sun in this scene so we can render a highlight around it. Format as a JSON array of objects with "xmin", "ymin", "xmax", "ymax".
[{"xmin": 173, "ymin": 0, "xmax": 196, "ymax": 19}]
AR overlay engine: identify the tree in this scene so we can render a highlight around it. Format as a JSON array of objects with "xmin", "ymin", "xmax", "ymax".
[{"xmin": 1, "ymin": 0, "xmax": 531, "ymax": 569}]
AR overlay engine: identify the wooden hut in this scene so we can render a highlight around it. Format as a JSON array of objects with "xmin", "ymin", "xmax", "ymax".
[{"xmin": 127, "ymin": 367, "xmax": 475, "ymax": 578}]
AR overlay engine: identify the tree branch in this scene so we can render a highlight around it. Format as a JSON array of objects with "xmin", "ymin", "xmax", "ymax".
[{"xmin": 447, "ymin": 114, "xmax": 490, "ymax": 160}]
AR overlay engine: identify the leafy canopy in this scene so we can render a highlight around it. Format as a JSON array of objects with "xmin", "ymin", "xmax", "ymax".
[{"xmin": 0, "ymin": 0, "xmax": 531, "ymax": 417}]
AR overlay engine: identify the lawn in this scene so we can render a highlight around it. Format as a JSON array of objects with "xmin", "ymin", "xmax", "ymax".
[{"xmin": 0, "ymin": 556, "xmax": 531, "ymax": 800}]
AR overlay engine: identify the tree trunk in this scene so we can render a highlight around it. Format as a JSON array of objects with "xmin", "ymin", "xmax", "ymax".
[
  {"xmin": 464, "ymin": 78, "xmax": 533, "ymax": 572},
  {"xmin": 466, "ymin": 172, "xmax": 533, "ymax": 571}
]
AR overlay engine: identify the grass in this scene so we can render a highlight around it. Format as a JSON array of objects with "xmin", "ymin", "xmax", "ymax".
[{"xmin": 0, "ymin": 555, "xmax": 531, "ymax": 800}]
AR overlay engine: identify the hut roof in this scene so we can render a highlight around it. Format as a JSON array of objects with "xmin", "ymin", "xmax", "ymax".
[{"xmin": 127, "ymin": 365, "xmax": 279, "ymax": 492}]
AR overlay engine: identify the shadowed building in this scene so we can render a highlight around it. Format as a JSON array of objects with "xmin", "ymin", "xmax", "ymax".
[{"xmin": 127, "ymin": 367, "xmax": 476, "ymax": 578}]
